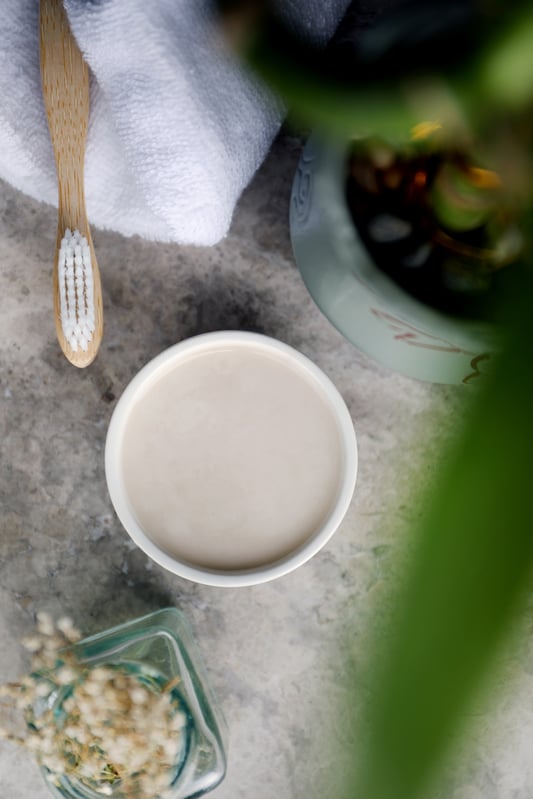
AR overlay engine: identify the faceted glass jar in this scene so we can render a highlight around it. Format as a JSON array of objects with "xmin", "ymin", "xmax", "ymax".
[{"xmin": 38, "ymin": 608, "xmax": 227, "ymax": 799}]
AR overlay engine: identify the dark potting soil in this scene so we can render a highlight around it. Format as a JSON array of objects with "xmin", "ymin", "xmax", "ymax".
[{"xmin": 345, "ymin": 150, "xmax": 516, "ymax": 323}]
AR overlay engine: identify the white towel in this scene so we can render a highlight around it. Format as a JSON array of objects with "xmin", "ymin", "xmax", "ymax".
[{"xmin": 0, "ymin": 0, "xmax": 350, "ymax": 246}]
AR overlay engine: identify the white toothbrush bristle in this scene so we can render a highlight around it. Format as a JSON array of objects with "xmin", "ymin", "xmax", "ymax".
[{"xmin": 58, "ymin": 229, "xmax": 95, "ymax": 353}]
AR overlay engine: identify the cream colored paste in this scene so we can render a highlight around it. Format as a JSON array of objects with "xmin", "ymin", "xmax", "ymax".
[{"xmin": 121, "ymin": 346, "xmax": 343, "ymax": 570}]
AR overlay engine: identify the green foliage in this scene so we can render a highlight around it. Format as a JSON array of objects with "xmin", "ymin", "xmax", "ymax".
[
  {"xmin": 345, "ymin": 271, "xmax": 533, "ymax": 799},
  {"xmin": 221, "ymin": 1, "xmax": 533, "ymax": 146},
  {"xmin": 216, "ymin": 3, "xmax": 533, "ymax": 796}
]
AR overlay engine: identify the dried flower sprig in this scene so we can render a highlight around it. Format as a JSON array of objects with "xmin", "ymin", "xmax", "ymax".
[{"xmin": 0, "ymin": 614, "xmax": 186, "ymax": 798}]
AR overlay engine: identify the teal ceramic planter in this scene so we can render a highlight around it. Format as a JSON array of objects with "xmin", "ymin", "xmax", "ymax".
[{"xmin": 290, "ymin": 136, "xmax": 499, "ymax": 384}]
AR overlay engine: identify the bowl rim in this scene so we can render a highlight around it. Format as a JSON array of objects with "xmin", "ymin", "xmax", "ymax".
[{"xmin": 105, "ymin": 331, "xmax": 358, "ymax": 587}]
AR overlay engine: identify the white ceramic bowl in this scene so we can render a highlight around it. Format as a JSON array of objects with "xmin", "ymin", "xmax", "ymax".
[{"xmin": 105, "ymin": 331, "xmax": 357, "ymax": 587}]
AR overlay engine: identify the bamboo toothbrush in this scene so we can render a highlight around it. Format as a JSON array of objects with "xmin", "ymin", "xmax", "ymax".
[{"xmin": 40, "ymin": 0, "xmax": 103, "ymax": 367}]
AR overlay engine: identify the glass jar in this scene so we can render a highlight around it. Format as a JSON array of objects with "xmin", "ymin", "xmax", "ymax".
[{"xmin": 34, "ymin": 608, "xmax": 226, "ymax": 799}]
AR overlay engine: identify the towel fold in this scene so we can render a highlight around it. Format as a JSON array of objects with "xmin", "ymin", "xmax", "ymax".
[{"xmin": 0, "ymin": 0, "xmax": 349, "ymax": 245}]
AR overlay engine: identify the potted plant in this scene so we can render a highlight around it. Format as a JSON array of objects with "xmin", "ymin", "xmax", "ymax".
[
  {"xmin": 221, "ymin": 0, "xmax": 533, "ymax": 382},
  {"xmin": 290, "ymin": 0, "xmax": 531, "ymax": 383},
  {"xmin": 290, "ymin": 130, "xmax": 507, "ymax": 383}
]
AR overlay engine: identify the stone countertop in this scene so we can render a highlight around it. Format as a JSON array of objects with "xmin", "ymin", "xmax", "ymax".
[{"xmin": 0, "ymin": 135, "xmax": 530, "ymax": 799}]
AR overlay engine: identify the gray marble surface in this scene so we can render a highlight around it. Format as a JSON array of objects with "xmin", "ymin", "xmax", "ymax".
[{"xmin": 0, "ymin": 135, "xmax": 531, "ymax": 799}]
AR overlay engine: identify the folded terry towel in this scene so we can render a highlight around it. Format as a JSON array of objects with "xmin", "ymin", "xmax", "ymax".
[{"xmin": 0, "ymin": 0, "xmax": 350, "ymax": 245}]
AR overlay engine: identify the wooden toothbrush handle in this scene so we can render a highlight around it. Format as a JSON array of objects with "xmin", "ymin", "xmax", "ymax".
[{"xmin": 40, "ymin": 0, "xmax": 89, "ymax": 232}]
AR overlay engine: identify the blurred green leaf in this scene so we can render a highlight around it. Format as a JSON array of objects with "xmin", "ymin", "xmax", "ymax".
[
  {"xmin": 216, "ymin": 3, "xmax": 533, "ymax": 796},
  {"xmin": 218, "ymin": 1, "xmax": 533, "ymax": 145},
  {"xmin": 479, "ymin": 7, "xmax": 533, "ymax": 112},
  {"xmin": 244, "ymin": 52, "xmax": 419, "ymax": 144},
  {"xmin": 344, "ymin": 270, "xmax": 533, "ymax": 799}
]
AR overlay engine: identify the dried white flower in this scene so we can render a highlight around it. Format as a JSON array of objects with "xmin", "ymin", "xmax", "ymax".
[
  {"xmin": 88, "ymin": 666, "xmax": 113, "ymax": 682},
  {"xmin": 1, "ymin": 615, "xmax": 184, "ymax": 799},
  {"xmin": 172, "ymin": 710, "xmax": 186, "ymax": 730},
  {"xmin": 21, "ymin": 636, "xmax": 42, "ymax": 653},
  {"xmin": 129, "ymin": 686, "xmax": 149, "ymax": 705},
  {"xmin": 55, "ymin": 617, "xmax": 81, "ymax": 642},
  {"xmin": 36, "ymin": 612, "xmax": 55, "ymax": 636},
  {"xmin": 55, "ymin": 666, "xmax": 76, "ymax": 685},
  {"xmin": 81, "ymin": 679, "xmax": 102, "ymax": 698},
  {"xmin": 34, "ymin": 681, "xmax": 53, "ymax": 698},
  {"xmin": 62, "ymin": 696, "xmax": 76, "ymax": 713}
]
